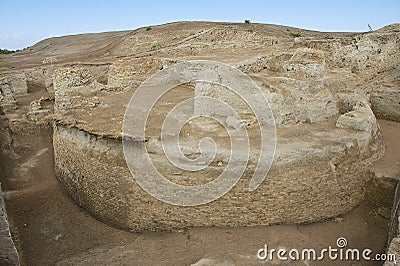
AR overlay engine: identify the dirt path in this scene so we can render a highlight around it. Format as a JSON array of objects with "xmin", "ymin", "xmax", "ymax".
[{"xmin": 0, "ymin": 119, "xmax": 398, "ymax": 265}]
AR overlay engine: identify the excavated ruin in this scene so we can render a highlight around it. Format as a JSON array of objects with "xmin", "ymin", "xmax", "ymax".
[
  {"xmin": 48, "ymin": 23, "xmax": 400, "ymax": 231},
  {"xmin": 1, "ymin": 22, "xmax": 400, "ymax": 263}
]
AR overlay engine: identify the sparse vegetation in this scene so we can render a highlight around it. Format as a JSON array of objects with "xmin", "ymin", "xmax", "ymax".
[
  {"xmin": 0, "ymin": 49, "xmax": 17, "ymax": 54},
  {"xmin": 151, "ymin": 43, "xmax": 161, "ymax": 49},
  {"xmin": 244, "ymin": 19, "xmax": 250, "ymax": 24},
  {"xmin": 289, "ymin": 32, "xmax": 302, "ymax": 38},
  {"xmin": 0, "ymin": 59, "xmax": 16, "ymax": 71},
  {"xmin": 146, "ymin": 26, "xmax": 152, "ymax": 31}
]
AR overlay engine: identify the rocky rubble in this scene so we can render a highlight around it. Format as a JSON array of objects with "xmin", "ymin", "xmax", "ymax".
[
  {"xmin": 0, "ymin": 73, "xmax": 28, "ymax": 111},
  {"xmin": 0, "ymin": 182, "xmax": 19, "ymax": 265}
]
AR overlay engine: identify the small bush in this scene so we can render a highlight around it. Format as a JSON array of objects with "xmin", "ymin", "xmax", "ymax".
[
  {"xmin": 0, "ymin": 49, "xmax": 16, "ymax": 55},
  {"xmin": 151, "ymin": 43, "xmax": 161, "ymax": 49},
  {"xmin": 146, "ymin": 26, "xmax": 152, "ymax": 31},
  {"xmin": 289, "ymin": 32, "xmax": 302, "ymax": 38},
  {"xmin": 244, "ymin": 20, "xmax": 250, "ymax": 24}
]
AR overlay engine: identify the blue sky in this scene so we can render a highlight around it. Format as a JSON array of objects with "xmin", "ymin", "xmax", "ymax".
[{"xmin": 1, "ymin": 0, "xmax": 399, "ymax": 50}]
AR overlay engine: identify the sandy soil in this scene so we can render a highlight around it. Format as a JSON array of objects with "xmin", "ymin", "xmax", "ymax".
[{"xmin": 0, "ymin": 117, "xmax": 398, "ymax": 265}]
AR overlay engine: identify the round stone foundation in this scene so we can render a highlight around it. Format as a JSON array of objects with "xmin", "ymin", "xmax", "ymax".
[{"xmin": 53, "ymin": 103, "xmax": 383, "ymax": 231}]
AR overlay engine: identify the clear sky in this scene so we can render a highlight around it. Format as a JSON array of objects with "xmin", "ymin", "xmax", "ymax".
[{"xmin": 1, "ymin": 0, "xmax": 399, "ymax": 50}]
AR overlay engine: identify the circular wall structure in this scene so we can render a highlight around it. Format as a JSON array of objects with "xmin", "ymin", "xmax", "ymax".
[{"xmin": 53, "ymin": 101, "xmax": 383, "ymax": 231}]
